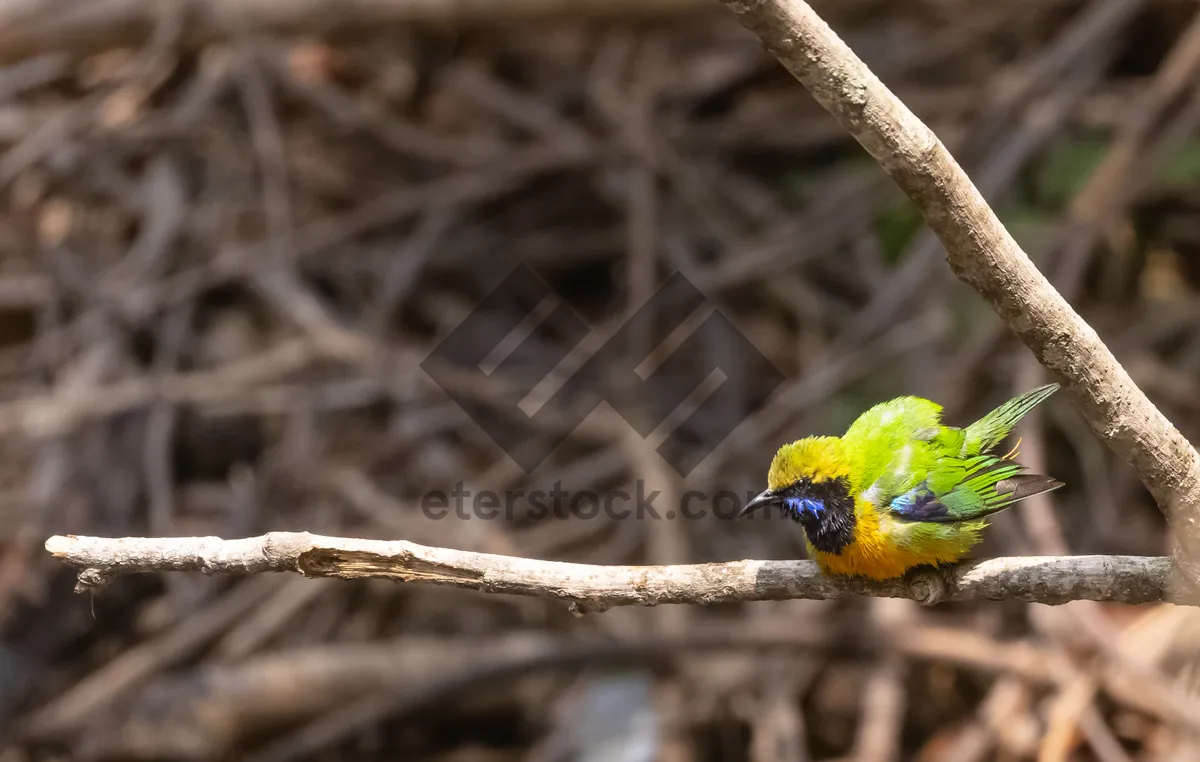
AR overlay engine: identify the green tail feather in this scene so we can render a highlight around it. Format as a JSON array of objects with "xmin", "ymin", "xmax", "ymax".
[{"xmin": 962, "ymin": 382, "xmax": 1059, "ymax": 456}]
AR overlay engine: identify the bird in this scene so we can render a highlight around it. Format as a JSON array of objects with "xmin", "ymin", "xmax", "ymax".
[{"xmin": 738, "ymin": 383, "xmax": 1064, "ymax": 580}]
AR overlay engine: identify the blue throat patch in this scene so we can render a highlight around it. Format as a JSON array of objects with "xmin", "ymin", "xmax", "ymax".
[{"xmin": 783, "ymin": 496, "xmax": 825, "ymax": 518}]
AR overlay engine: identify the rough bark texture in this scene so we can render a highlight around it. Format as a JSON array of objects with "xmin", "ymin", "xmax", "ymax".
[
  {"xmin": 717, "ymin": 0, "xmax": 1200, "ymax": 590},
  {"xmin": 45, "ymin": 533, "xmax": 1177, "ymax": 608}
]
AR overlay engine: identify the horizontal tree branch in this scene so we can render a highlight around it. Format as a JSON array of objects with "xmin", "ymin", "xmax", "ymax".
[{"xmin": 45, "ymin": 532, "xmax": 1182, "ymax": 608}]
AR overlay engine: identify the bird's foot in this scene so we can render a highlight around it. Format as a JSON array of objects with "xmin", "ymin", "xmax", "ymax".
[{"xmin": 905, "ymin": 563, "xmax": 954, "ymax": 606}]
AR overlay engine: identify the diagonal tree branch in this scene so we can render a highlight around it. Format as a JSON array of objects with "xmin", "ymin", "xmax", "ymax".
[
  {"xmin": 716, "ymin": 0, "xmax": 1200, "ymax": 589},
  {"xmin": 45, "ymin": 533, "xmax": 1178, "ymax": 608}
]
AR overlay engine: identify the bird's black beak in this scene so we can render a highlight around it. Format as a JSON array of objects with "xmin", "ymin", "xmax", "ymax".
[{"xmin": 738, "ymin": 489, "xmax": 779, "ymax": 518}]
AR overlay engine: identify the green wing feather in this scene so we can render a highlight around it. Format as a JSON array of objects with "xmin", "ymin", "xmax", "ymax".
[
  {"xmin": 847, "ymin": 384, "xmax": 1064, "ymax": 523},
  {"xmin": 910, "ymin": 453, "xmax": 1062, "ymax": 522}
]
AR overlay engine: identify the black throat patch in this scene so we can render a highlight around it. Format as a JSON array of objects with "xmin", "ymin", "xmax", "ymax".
[{"xmin": 778, "ymin": 476, "xmax": 856, "ymax": 555}]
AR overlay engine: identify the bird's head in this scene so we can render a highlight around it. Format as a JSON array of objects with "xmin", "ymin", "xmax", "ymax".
[{"xmin": 738, "ymin": 436, "xmax": 857, "ymax": 553}]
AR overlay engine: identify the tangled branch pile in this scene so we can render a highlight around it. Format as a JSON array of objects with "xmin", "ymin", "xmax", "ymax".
[{"xmin": 3, "ymin": 0, "xmax": 1200, "ymax": 760}]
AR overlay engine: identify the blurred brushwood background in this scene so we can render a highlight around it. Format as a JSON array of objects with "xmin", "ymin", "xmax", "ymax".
[{"xmin": 2, "ymin": 0, "xmax": 1200, "ymax": 760}]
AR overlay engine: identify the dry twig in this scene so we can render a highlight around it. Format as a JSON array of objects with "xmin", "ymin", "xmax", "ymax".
[{"xmin": 0, "ymin": 0, "xmax": 712, "ymax": 65}]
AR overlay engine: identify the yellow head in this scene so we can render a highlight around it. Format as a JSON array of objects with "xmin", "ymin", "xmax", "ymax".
[
  {"xmin": 739, "ymin": 436, "xmax": 857, "ymax": 555},
  {"xmin": 766, "ymin": 436, "xmax": 852, "ymax": 490}
]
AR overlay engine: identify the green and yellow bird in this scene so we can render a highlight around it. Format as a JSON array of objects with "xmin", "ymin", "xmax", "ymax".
[{"xmin": 739, "ymin": 383, "xmax": 1064, "ymax": 580}]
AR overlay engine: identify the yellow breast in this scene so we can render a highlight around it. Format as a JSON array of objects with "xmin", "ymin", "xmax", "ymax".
[{"xmin": 806, "ymin": 498, "xmax": 982, "ymax": 580}]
